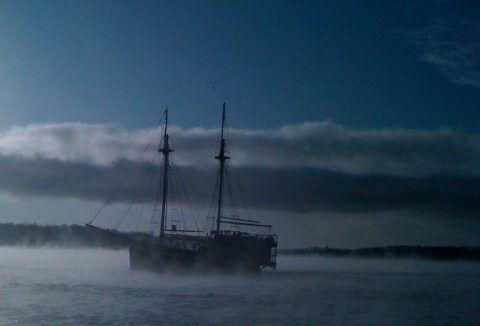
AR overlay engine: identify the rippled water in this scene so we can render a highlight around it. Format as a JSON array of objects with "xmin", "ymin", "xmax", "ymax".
[{"xmin": 1, "ymin": 248, "xmax": 479, "ymax": 325}]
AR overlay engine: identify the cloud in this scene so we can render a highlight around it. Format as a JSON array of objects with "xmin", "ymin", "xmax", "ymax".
[
  {"xmin": 0, "ymin": 121, "xmax": 478, "ymax": 218},
  {"xmin": 0, "ymin": 121, "xmax": 479, "ymax": 177},
  {"xmin": 0, "ymin": 155, "xmax": 478, "ymax": 217},
  {"xmin": 408, "ymin": 3, "xmax": 480, "ymax": 87},
  {"xmin": 0, "ymin": 123, "xmax": 157, "ymax": 167}
]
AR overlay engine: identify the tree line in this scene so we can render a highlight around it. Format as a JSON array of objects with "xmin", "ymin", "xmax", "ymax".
[{"xmin": 0, "ymin": 223, "xmax": 128, "ymax": 248}]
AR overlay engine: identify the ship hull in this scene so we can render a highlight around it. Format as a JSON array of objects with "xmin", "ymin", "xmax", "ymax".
[{"xmin": 129, "ymin": 233, "xmax": 277, "ymax": 273}]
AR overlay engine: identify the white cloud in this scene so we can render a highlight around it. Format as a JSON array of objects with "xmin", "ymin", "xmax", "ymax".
[
  {"xmin": 0, "ymin": 121, "xmax": 479, "ymax": 177},
  {"xmin": 0, "ymin": 123, "xmax": 156, "ymax": 166},
  {"xmin": 410, "ymin": 18, "xmax": 480, "ymax": 87}
]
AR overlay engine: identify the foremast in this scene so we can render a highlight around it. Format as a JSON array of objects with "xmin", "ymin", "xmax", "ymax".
[
  {"xmin": 215, "ymin": 103, "xmax": 230, "ymax": 233},
  {"xmin": 159, "ymin": 109, "xmax": 173, "ymax": 241}
]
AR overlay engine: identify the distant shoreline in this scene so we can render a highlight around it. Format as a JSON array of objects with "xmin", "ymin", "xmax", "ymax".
[
  {"xmin": 1, "ymin": 223, "xmax": 479, "ymax": 262},
  {"xmin": 279, "ymin": 246, "xmax": 480, "ymax": 262},
  {"xmin": 0, "ymin": 223, "xmax": 128, "ymax": 249}
]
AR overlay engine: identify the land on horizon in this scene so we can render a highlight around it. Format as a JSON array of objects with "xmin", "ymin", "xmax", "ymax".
[{"xmin": 1, "ymin": 222, "xmax": 479, "ymax": 262}]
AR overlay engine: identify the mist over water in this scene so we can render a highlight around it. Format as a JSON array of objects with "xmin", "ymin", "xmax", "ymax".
[{"xmin": 1, "ymin": 248, "xmax": 479, "ymax": 325}]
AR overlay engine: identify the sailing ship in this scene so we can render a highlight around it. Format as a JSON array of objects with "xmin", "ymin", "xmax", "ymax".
[{"xmin": 87, "ymin": 104, "xmax": 277, "ymax": 272}]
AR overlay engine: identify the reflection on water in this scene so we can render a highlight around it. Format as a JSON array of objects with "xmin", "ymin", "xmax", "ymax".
[{"xmin": 1, "ymin": 247, "xmax": 479, "ymax": 325}]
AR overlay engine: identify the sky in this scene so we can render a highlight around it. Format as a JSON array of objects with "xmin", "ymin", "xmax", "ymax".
[{"xmin": 0, "ymin": 0, "xmax": 479, "ymax": 248}]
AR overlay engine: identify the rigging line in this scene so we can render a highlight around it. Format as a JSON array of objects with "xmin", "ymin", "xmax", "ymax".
[
  {"xmin": 167, "ymin": 163, "xmax": 181, "ymax": 227},
  {"xmin": 225, "ymin": 165, "xmax": 242, "ymax": 232},
  {"xmin": 172, "ymin": 161, "xmax": 201, "ymax": 232},
  {"xmin": 230, "ymin": 159, "xmax": 272, "ymax": 230},
  {"xmin": 115, "ymin": 156, "xmax": 159, "ymax": 230},
  {"xmin": 221, "ymin": 120, "xmax": 244, "ymax": 220},
  {"xmin": 176, "ymin": 166, "xmax": 196, "ymax": 231},
  {"xmin": 225, "ymin": 164, "xmax": 239, "ymax": 217},
  {"xmin": 205, "ymin": 167, "xmax": 221, "ymax": 232},
  {"xmin": 228, "ymin": 160, "xmax": 253, "ymax": 220},
  {"xmin": 169, "ymin": 162, "xmax": 187, "ymax": 230},
  {"xmin": 146, "ymin": 157, "xmax": 161, "ymax": 231},
  {"xmin": 88, "ymin": 112, "xmax": 166, "ymax": 225},
  {"xmin": 134, "ymin": 196, "xmax": 149, "ymax": 232},
  {"xmin": 135, "ymin": 157, "xmax": 160, "ymax": 232},
  {"xmin": 149, "ymin": 157, "xmax": 166, "ymax": 235}
]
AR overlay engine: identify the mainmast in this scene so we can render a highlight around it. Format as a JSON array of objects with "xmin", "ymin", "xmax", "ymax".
[
  {"xmin": 215, "ymin": 103, "xmax": 230, "ymax": 233},
  {"xmin": 159, "ymin": 109, "xmax": 173, "ymax": 240}
]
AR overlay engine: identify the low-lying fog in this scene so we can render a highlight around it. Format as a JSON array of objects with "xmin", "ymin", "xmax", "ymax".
[
  {"xmin": 2, "ymin": 247, "xmax": 479, "ymax": 275},
  {"xmin": 1, "ymin": 247, "xmax": 479, "ymax": 324}
]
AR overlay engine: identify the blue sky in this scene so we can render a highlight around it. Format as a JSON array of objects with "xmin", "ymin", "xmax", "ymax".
[
  {"xmin": 0, "ymin": 1, "xmax": 479, "ymax": 247},
  {"xmin": 0, "ymin": 1, "xmax": 479, "ymax": 131}
]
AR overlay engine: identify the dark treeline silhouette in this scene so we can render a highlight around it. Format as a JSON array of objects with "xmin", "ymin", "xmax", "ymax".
[
  {"xmin": 2, "ymin": 223, "xmax": 480, "ymax": 262},
  {"xmin": 280, "ymin": 245, "xmax": 480, "ymax": 261},
  {"xmin": 0, "ymin": 223, "xmax": 129, "ymax": 248}
]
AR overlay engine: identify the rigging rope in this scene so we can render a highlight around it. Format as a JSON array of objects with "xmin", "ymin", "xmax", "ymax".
[
  {"xmin": 205, "ymin": 167, "xmax": 221, "ymax": 233},
  {"xmin": 134, "ymin": 157, "xmax": 160, "ymax": 232},
  {"xmin": 225, "ymin": 164, "xmax": 239, "ymax": 219},
  {"xmin": 114, "ymin": 156, "xmax": 159, "ymax": 230},
  {"xmin": 88, "ymin": 112, "xmax": 166, "ymax": 225},
  {"xmin": 172, "ymin": 161, "xmax": 201, "ymax": 232},
  {"xmin": 230, "ymin": 159, "xmax": 273, "ymax": 233},
  {"xmin": 149, "ymin": 157, "xmax": 166, "ymax": 235}
]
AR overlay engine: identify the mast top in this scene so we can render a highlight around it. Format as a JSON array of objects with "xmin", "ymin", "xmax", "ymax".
[
  {"xmin": 215, "ymin": 103, "xmax": 229, "ymax": 162},
  {"xmin": 160, "ymin": 109, "xmax": 173, "ymax": 155},
  {"xmin": 164, "ymin": 109, "xmax": 168, "ymax": 135},
  {"xmin": 221, "ymin": 102, "xmax": 225, "ymax": 136}
]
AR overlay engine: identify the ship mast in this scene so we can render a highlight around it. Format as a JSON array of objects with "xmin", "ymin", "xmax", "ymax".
[
  {"xmin": 215, "ymin": 103, "xmax": 230, "ymax": 233},
  {"xmin": 159, "ymin": 109, "xmax": 173, "ymax": 240}
]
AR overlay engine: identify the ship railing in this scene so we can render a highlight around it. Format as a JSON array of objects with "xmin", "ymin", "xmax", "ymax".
[
  {"xmin": 164, "ymin": 229, "xmax": 204, "ymax": 234},
  {"xmin": 162, "ymin": 235, "xmax": 207, "ymax": 252},
  {"xmin": 214, "ymin": 229, "xmax": 277, "ymax": 241},
  {"xmin": 219, "ymin": 216, "xmax": 272, "ymax": 228}
]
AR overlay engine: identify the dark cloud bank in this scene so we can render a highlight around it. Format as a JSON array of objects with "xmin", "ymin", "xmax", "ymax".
[
  {"xmin": 0, "ymin": 155, "xmax": 478, "ymax": 219},
  {"xmin": 0, "ymin": 121, "xmax": 478, "ymax": 220},
  {"xmin": 1, "ymin": 121, "xmax": 479, "ymax": 176}
]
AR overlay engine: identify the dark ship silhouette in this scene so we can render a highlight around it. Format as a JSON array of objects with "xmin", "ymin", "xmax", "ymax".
[{"xmin": 87, "ymin": 104, "xmax": 277, "ymax": 272}]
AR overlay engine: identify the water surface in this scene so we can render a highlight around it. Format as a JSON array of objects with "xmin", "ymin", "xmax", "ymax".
[{"xmin": 1, "ymin": 248, "xmax": 479, "ymax": 325}]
